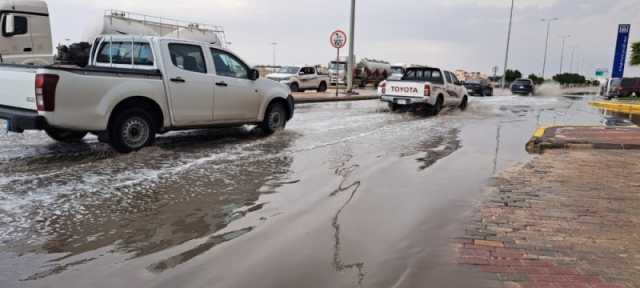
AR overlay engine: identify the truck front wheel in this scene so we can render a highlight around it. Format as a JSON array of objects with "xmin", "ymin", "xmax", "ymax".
[
  {"xmin": 317, "ymin": 82, "xmax": 328, "ymax": 92},
  {"xmin": 45, "ymin": 127, "xmax": 88, "ymax": 143},
  {"xmin": 108, "ymin": 108, "xmax": 156, "ymax": 153},
  {"xmin": 260, "ymin": 103, "xmax": 288, "ymax": 135}
]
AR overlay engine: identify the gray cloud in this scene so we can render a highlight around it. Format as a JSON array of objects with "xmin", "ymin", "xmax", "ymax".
[{"xmin": 47, "ymin": 0, "xmax": 640, "ymax": 77}]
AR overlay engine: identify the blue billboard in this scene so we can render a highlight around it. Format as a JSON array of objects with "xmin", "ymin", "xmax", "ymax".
[{"xmin": 612, "ymin": 24, "xmax": 631, "ymax": 79}]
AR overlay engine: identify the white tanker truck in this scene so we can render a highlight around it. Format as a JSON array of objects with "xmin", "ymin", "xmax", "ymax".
[
  {"xmin": 329, "ymin": 57, "xmax": 392, "ymax": 88},
  {"xmin": 0, "ymin": 0, "xmax": 227, "ymax": 66}
]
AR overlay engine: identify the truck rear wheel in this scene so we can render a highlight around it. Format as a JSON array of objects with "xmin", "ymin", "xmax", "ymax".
[
  {"xmin": 429, "ymin": 96, "xmax": 444, "ymax": 116},
  {"xmin": 260, "ymin": 103, "xmax": 288, "ymax": 135},
  {"xmin": 45, "ymin": 127, "xmax": 88, "ymax": 143},
  {"xmin": 459, "ymin": 96, "xmax": 468, "ymax": 111},
  {"xmin": 108, "ymin": 108, "xmax": 156, "ymax": 153}
]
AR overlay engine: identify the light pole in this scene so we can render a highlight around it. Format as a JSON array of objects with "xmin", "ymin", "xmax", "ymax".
[
  {"xmin": 559, "ymin": 35, "xmax": 570, "ymax": 74},
  {"xmin": 569, "ymin": 46, "xmax": 576, "ymax": 73},
  {"xmin": 541, "ymin": 18, "xmax": 559, "ymax": 79},
  {"xmin": 271, "ymin": 42, "xmax": 278, "ymax": 67},
  {"xmin": 501, "ymin": 0, "xmax": 515, "ymax": 89},
  {"xmin": 346, "ymin": 0, "xmax": 356, "ymax": 93}
]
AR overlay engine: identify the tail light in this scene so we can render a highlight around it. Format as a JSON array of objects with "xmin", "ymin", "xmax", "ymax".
[
  {"xmin": 424, "ymin": 84, "xmax": 431, "ymax": 97},
  {"xmin": 380, "ymin": 81, "xmax": 386, "ymax": 94},
  {"xmin": 35, "ymin": 74, "xmax": 59, "ymax": 112}
]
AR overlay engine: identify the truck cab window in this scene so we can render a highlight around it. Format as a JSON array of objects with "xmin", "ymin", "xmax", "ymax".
[
  {"xmin": 133, "ymin": 43, "xmax": 154, "ymax": 66},
  {"xmin": 96, "ymin": 41, "xmax": 133, "ymax": 65},
  {"xmin": 211, "ymin": 49, "xmax": 249, "ymax": 79},
  {"xmin": 444, "ymin": 71, "xmax": 453, "ymax": 84},
  {"xmin": 432, "ymin": 71, "xmax": 444, "ymax": 85},
  {"xmin": 2, "ymin": 15, "xmax": 28, "ymax": 36},
  {"xmin": 169, "ymin": 44, "xmax": 207, "ymax": 73}
]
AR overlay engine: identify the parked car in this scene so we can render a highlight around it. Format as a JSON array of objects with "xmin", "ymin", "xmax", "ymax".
[
  {"xmin": 611, "ymin": 78, "xmax": 640, "ymax": 98},
  {"xmin": 464, "ymin": 79, "xmax": 493, "ymax": 96},
  {"xmin": 266, "ymin": 66, "xmax": 329, "ymax": 92},
  {"xmin": 511, "ymin": 79, "xmax": 535, "ymax": 96},
  {"xmin": 378, "ymin": 67, "xmax": 469, "ymax": 115},
  {"xmin": 0, "ymin": 35, "xmax": 295, "ymax": 153}
]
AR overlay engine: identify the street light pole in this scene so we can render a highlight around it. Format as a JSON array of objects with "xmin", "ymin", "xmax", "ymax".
[
  {"xmin": 271, "ymin": 42, "xmax": 278, "ymax": 67},
  {"xmin": 501, "ymin": 0, "xmax": 515, "ymax": 89},
  {"xmin": 569, "ymin": 46, "xmax": 576, "ymax": 73},
  {"xmin": 541, "ymin": 18, "xmax": 559, "ymax": 79},
  {"xmin": 346, "ymin": 0, "xmax": 356, "ymax": 93},
  {"xmin": 559, "ymin": 35, "xmax": 570, "ymax": 74}
]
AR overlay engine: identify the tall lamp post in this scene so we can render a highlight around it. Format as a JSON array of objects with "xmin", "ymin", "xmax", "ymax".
[
  {"xmin": 559, "ymin": 35, "xmax": 570, "ymax": 74},
  {"xmin": 541, "ymin": 18, "xmax": 559, "ymax": 79},
  {"xmin": 501, "ymin": 0, "xmax": 515, "ymax": 89},
  {"xmin": 346, "ymin": 0, "xmax": 356, "ymax": 93},
  {"xmin": 271, "ymin": 42, "xmax": 278, "ymax": 67}
]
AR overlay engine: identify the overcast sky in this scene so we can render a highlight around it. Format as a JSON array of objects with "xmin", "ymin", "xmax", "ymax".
[{"xmin": 47, "ymin": 0, "xmax": 640, "ymax": 77}]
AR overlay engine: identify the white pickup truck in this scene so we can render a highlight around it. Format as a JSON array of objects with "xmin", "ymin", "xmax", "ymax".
[
  {"xmin": 0, "ymin": 35, "xmax": 294, "ymax": 152},
  {"xmin": 378, "ymin": 67, "xmax": 469, "ymax": 115},
  {"xmin": 266, "ymin": 66, "xmax": 329, "ymax": 93}
]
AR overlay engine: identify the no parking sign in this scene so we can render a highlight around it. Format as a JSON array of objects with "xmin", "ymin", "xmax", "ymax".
[{"xmin": 330, "ymin": 30, "xmax": 347, "ymax": 49}]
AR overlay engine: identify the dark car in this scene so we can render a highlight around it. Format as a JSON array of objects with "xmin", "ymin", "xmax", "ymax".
[
  {"xmin": 612, "ymin": 78, "xmax": 640, "ymax": 98},
  {"xmin": 511, "ymin": 79, "xmax": 535, "ymax": 96},
  {"xmin": 464, "ymin": 79, "xmax": 493, "ymax": 96}
]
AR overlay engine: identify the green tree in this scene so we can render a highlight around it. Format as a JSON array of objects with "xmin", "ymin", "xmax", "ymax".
[
  {"xmin": 528, "ymin": 74, "xmax": 544, "ymax": 85},
  {"xmin": 552, "ymin": 73, "xmax": 587, "ymax": 85},
  {"xmin": 504, "ymin": 69, "xmax": 522, "ymax": 83},
  {"xmin": 631, "ymin": 42, "xmax": 640, "ymax": 66}
]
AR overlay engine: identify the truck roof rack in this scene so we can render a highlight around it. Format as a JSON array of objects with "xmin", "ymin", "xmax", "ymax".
[{"xmin": 103, "ymin": 10, "xmax": 228, "ymax": 47}]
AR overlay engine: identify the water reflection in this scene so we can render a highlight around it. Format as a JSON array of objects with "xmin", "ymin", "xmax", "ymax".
[{"xmin": 1, "ymin": 128, "xmax": 296, "ymax": 280}]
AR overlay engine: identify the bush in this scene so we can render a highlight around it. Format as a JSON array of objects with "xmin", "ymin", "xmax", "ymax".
[
  {"xmin": 552, "ymin": 73, "xmax": 587, "ymax": 85},
  {"xmin": 632, "ymin": 42, "xmax": 640, "ymax": 66},
  {"xmin": 528, "ymin": 74, "xmax": 544, "ymax": 85},
  {"xmin": 504, "ymin": 69, "xmax": 522, "ymax": 83}
]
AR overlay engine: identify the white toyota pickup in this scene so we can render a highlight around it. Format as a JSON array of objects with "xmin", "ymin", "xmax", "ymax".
[
  {"xmin": 378, "ymin": 66, "xmax": 469, "ymax": 114},
  {"xmin": 0, "ymin": 35, "xmax": 294, "ymax": 152}
]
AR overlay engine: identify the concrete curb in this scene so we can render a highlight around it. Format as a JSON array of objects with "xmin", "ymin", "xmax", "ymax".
[
  {"xmin": 526, "ymin": 125, "xmax": 640, "ymax": 153},
  {"xmin": 294, "ymin": 96, "xmax": 379, "ymax": 104},
  {"xmin": 590, "ymin": 101, "xmax": 640, "ymax": 114}
]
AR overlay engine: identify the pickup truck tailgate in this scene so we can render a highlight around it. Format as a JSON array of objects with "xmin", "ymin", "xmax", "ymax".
[
  {"xmin": 386, "ymin": 81, "xmax": 426, "ymax": 97},
  {"xmin": 0, "ymin": 66, "xmax": 37, "ymax": 111}
]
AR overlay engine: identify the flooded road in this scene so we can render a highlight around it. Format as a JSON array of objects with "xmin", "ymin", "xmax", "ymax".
[{"xmin": 0, "ymin": 94, "xmax": 611, "ymax": 287}]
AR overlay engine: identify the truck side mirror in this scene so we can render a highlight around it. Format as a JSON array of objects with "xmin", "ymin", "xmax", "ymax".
[
  {"xmin": 3, "ymin": 14, "xmax": 15, "ymax": 36},
  {"xmin": 249, "ymin": 69, "xmax": 260, "ymax": 81}
]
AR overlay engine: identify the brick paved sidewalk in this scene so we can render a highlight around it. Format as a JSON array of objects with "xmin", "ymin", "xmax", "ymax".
[{"xmin": 455, "ymin": 150, "xmax": 640, "ymax": 288}]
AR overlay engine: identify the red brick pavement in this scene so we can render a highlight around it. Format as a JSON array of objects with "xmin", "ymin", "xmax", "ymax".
[{"xmin": 454, "ymin": 150, "xmax": 640, "ymax": 288}]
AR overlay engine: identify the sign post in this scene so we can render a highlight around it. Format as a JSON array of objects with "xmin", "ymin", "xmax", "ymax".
[
  {"xmin": 612, "ymin": 24, "xmax": 631, "ymax": 79},
  {"xmin": 330, "ymin": 30, "xmax": 347, "ymax": 97}
]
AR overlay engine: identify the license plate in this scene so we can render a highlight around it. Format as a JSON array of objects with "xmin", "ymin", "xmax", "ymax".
[
  {"xmin": 397, "ymin": 99, "xmax": 408, "ymax": 105},
  {"xmin": 520, "ymin": 86, "xmax": 525, "ymax": 89}
]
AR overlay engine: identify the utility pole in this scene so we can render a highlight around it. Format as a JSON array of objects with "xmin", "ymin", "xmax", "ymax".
[
  {"xmin": 501, "ymin": 0, "xmax": 515, "ymax": 89},
  {"xmin": 569, "ymin": 47, "xmax": 576, "ymax": 73},
  {"xmin": 271, "ymin": 42, "xmax": 278, "ymax": 67},
  {"xmin": 541, "ymin": 18, "xmax": 559, "ymax": 79},
  {"xmin": 559, "ymin": 35, "xmax": 570, "ymax": 74},
  {"xmin": 346, "ymin": 0, "xmax": 356, "ymax": 93}
]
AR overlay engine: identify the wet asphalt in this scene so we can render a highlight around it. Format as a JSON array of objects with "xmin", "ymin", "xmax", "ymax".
[{"xmin": 0, "ymin": 94, "xmax": 611, "ymax": 288}]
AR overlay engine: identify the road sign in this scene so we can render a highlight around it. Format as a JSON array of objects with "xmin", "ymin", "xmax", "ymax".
[
  {"xmin": 595, "ymin": 69, "xmax": 608, "ymax": 77},
  {"xmin": 330, "ymin": 30, "xmax": 347, "ymax": 49},
  {"xmin": 612, "ymin": 24, "xmax": 631, "ymax": 79}
]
